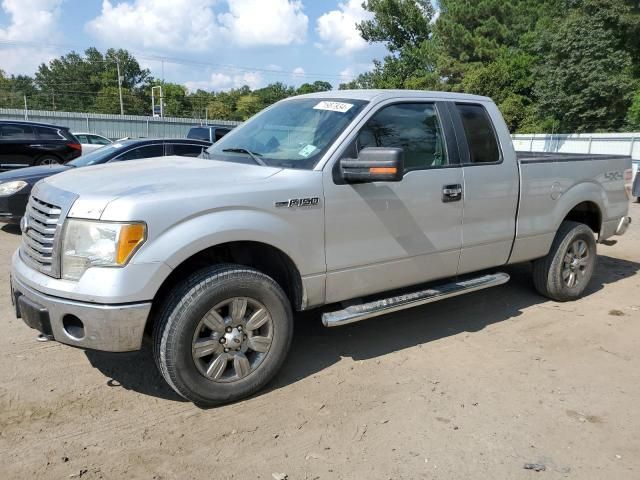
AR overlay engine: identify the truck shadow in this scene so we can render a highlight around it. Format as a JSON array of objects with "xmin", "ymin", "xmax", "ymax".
[
  {"xmin": 270, "ymin": 255, "xmax": 640, "ymax": 392},
  {"xmin": 83, "ymin": 255, "xmax": 639, "ymax": 404}
]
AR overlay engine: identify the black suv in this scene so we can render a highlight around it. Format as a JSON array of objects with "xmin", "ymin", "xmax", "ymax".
[{"xmin": 0, "ymin": 120, "xmax": 82, "ymax": 171}]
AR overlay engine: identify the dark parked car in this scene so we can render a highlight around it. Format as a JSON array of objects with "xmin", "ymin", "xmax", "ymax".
[
  {"xmin": 0, "ymin": 120, "xmax": 82, "ymax": 170},
  {"xmin": 187, "ymin": 125, "xmax": 233, "ymax": 143},
  {"xmin": 0, "ymin": 138, "xmax": 210, "ymax": 223}
]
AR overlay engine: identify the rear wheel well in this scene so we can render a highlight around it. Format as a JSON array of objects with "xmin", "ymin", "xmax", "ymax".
[
  {"xmin": 149, "ymin": 242, "xmax": 303, "ymax": 329},
  {"xmin": 563, "ymin": 201, "xmax": 601, "ymax": 234}
]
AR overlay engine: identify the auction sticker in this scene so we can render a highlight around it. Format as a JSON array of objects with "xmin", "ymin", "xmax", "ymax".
[
  {"xmin": 313, "ymin": 101, "xmax": 354, "ymax": 113},
  {"xmin": 298, "ymin": 144, "xmax": 317, "ymax": 157}
]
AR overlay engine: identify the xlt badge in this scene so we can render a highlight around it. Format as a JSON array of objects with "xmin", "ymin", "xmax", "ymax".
[{"xmin": 275, "ymin": 197, "xmax": 320, "ymax": 208}]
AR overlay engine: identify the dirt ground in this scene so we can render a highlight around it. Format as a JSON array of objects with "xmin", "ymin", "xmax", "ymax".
[{"xmin": 1, "ymin": 204, "xmax": 639, "ymax": 480}]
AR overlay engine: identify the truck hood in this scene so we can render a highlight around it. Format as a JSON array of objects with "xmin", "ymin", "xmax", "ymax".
[{"xmin": 43, "ymin": 156, "xmax": 282, "ymax": 219}]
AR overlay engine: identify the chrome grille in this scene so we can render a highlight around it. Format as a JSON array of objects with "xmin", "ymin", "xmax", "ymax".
[{"xmin": 21, "ymin": 195, "xmax": 62, "ymax": 276}]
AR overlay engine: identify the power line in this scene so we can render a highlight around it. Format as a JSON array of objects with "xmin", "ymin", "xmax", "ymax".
[{"xmin": 0, "ymin": 39, "xmax": 351, "ymax": 81}]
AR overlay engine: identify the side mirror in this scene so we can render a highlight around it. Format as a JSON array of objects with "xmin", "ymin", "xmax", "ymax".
[{"xmin": 340, "ymin": 147, "xmax": 404, "ymax": 183}]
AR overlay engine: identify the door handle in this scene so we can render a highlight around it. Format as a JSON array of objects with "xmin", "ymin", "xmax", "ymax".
[{"xmin": 442, "ymin": 184, "xmax": 462, "ymax": 202}]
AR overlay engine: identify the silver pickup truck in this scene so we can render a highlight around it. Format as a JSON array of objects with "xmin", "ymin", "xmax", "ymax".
[{"xmin": 10, "ymin": 90, "xmax": 633, "ymax": 405}]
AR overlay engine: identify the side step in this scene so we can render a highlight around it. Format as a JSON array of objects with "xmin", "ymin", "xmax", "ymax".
[{"xmin": 322, "ymin": 273, "xmax": 510, "ymax": 327}]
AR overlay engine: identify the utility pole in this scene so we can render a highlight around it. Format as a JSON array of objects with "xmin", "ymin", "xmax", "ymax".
[
  {"xmin": 116, "ymin": 59, "xmax": 124, "ymax": 115},
  {"xmin": 23, "ymin": 94, "xmax": 28, "ymax": 120}
]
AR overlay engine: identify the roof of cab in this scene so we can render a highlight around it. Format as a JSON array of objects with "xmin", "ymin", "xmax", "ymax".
[{"xmin": 288, "ymin": 89, "xmax": 492, "ymax": 103}]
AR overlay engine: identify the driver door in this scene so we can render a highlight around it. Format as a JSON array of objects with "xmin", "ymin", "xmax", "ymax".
[{"xmin": 322, "ymin": 101, "xmax": 464, "ymax": 303}]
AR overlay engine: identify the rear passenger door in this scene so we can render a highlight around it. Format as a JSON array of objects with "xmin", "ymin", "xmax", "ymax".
[
  {"xmin": 449, "ymin": 102, "xmax": 519, "ymax": 274},
  {"xmin": 323, "ymin": 101, "xmax": 464, "ymax": 303}
]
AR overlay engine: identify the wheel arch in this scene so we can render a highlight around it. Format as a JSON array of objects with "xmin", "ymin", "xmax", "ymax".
[{"xmin": 149, "ymin": 240, "xmax": 305, "ymax": 330}]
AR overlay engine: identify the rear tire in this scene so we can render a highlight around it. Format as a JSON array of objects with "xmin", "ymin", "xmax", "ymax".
[
  {"xmin": 532, "ymin": 221, "xmax": 597, "ymax": 302},
  {"xmin": 152, "ymin": 264, "xmax": 293, "ymax": 406}
]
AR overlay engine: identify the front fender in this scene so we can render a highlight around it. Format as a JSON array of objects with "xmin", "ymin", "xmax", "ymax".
[{"xmin": 132, "ymin": 207, "xmax": 325, "ymax": 278}]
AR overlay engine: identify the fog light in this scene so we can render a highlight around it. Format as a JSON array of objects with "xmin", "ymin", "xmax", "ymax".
[{"xmin": 62, "ymin": 315, "xmax": 85, "ymax": 340}]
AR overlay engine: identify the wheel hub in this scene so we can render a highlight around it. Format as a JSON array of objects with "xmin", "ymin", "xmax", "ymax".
[{"xmin": 222, "ymin": 326, "xmax": 245, "ymax": 351}]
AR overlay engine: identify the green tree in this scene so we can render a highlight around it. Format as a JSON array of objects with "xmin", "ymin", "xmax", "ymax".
[
  {"xmin": 531, "ymin": 0, "xmax": 638, "ymax": 132},
  {"xmin": 296, "ymin": 81, "xmax": 333, "ymax": 94},
  {"xmin": 206, "ymin": 99, "xmax": 233, "ymax": 120},
  {"xmin": 235, "ymin": 94, "xmax": 262, "ymax": 119},
  {"xmin": 351, "ymin": 0, "xmax": 439, "ymax": 88},
  {"xmin": 626, "ymin": 90, "xmax": 640, "ymax": 129}
]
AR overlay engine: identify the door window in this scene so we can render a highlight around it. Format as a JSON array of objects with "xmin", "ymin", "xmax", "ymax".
[
  {"xmin": 115, "ymin": 144, "xmax": 164, "ymax": 161},
  {"xmin": 0, "ymin": 124, "xmax": 36, "ymax": 140},
  {"xmin": 168, "ymin": 143, "xmax": 206, "ymax": 157},
  {"xmin": 455, "ymin": 104, "xmax": 501, "ymax": 164},
  {"xmin": 357, "ymin": 103, "xmax": 448, "ymax": 172}
]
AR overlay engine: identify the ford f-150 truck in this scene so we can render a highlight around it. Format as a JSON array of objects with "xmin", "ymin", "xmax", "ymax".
[{"xmin": 10, "ymin": 90, "xmax": 633, "ymax": 406}]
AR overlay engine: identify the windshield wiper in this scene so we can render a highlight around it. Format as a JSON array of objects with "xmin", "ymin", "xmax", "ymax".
[{"xmin": 222, "ymin": 148, "xmax": 267, "ymax": 166}]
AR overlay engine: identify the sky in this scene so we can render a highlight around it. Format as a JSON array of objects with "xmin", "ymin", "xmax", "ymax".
[{"xmin": 0, "ymin": 0, "xmax": 392, "ymax": 91}]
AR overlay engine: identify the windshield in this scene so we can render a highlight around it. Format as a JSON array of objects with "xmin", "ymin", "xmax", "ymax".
[
  {"xmin": 67, "ymin": 143, "xmax": 123, "ymax": 167},
  {"xmin": 206, "ymin": 98, "xmax": 368, "ymax": 169}
]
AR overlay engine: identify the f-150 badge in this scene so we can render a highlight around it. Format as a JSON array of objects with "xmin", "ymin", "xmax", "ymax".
[{"xmin": 275, "ymin": 197, "xmax": 320, "ymax": 208}]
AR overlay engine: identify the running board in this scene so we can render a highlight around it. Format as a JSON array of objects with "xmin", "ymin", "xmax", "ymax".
[{"xmin": 322, "ymin": 273, "xmax": 510, "ymax": 327}]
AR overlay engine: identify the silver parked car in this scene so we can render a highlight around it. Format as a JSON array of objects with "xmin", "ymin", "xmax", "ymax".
[{"xmin": 72, "ymin": 132, "xmax": 112, "ymax": 154}]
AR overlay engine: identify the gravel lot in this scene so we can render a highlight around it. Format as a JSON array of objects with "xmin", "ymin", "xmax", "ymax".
[{"xmin": 1, "ymin": 203, "xmax": 639, "ymax": 480}]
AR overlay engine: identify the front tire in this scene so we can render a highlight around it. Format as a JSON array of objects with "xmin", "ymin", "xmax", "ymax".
[
  {"xmin": 153, "ymin": 265, "xmax": 293, "ymax": 406},
  {"xmin": 532, "ymin": 221, "xmax": 597, "ymax": 302}
]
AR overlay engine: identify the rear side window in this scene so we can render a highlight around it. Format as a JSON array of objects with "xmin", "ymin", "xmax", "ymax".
[
  {"xmin": 0, "ymin": 124, "xmax": 36, "ymax": 140},
  {"xmin": 35, "ymin": 126, "xmax": 66, "ymax": 140},
  {"xmin": 187, "ymin": 127, "xmax": 210, "ymax": 142},
  {"xmin": 169, "ymin": 143, "xmax": 206, "ymax": 157},
  {"xmin": 455, "ymin": 104, "xmax": 500, "ymax": 164},
  {"xmin": 115, "ymin": 144, "xmax": 164, "ymax": 161},
  {"xmin": 76, "ymin": 134, "xmax": 89, "ymax": 144},
  {"xmin": 357, "ymin": 103, "xmax": 448, "ymax": 172}
]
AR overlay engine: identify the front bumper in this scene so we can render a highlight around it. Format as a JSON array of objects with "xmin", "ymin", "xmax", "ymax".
[
  {"xmin": 10, "ymin": 274, "xmax": 151, "ymax": 352},
  {"xmin": 0, "ymin": 192, "xmax": 29, "ymax": 223}
]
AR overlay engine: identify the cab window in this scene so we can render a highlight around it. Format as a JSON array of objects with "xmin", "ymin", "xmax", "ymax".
[
  {"xmin": 357, "ymin": 103, "xmax": 448, "ymax": 172},
  {"xmin": 455, "ymin": 104, "xmax": 501, "ymax": 164}
]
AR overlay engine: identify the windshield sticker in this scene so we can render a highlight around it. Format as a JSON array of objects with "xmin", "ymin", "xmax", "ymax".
[
  {"xmin": 298, "ymin": 144, "xmax": 317, "ymax": 158},
  {"xmin": 313, "ymin": 101, "xmax": 354, "ymax": 113}
]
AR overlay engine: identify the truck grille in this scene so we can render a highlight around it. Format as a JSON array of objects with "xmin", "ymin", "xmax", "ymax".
[{"xmin": 21, "ymin": 195, "xmax": 62, "ymax": 276}]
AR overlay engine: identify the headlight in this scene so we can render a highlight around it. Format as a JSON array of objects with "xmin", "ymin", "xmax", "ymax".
[
  {"xmin": 0, "ymin": 180, "xmax": 28, "ymax": 196},
  {"xmin": 61, "ymin": 219, "xmax": 146, "ymax": 280}
]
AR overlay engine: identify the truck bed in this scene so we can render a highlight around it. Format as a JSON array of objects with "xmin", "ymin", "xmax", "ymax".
[{"xmin": 509, "ymin": 150, "xmax": 632, "ymax": 265}]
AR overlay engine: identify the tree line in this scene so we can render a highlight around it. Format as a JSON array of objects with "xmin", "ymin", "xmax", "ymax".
[
  {"xmin": 1, "ymin": 0, "xmax": 639, "ymax": 132},
  {"xmin": 344, "ymin": 0, "xmax": 640, "ymax": 132},
  {"xmin": 0, "ymin": 47, "xmax": 333, "ymax": 122}
]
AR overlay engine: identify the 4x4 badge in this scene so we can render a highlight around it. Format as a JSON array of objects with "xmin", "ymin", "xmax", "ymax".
[{"xmin": 275, "ymin": 197, "xmax": 320, "ymax": 208}]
